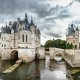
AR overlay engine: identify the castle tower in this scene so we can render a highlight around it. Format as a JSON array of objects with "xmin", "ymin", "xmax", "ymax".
[
  {"xmin": 66, "ymin": 24, "xmax": 80, "ymax": 49},
  {"xmin": 75, "ymin": 27, "xmax": 79, "ymax": 49},
  {"xmin": 30, "ymin": 17, "xmax": 36, "ymax": 48}
]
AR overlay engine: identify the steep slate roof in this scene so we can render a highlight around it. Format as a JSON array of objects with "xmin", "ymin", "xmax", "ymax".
[
  {"xmin": 76, "ymin": 27, "xmax": 79, "ymax": 31},
  {"xmin": 29, "ymin": 17, "xmax": 35, "ymax": 26},
  {"xmin": 68, "ymin": 24, "xmax": 75, "ymax": 35},
  {"xmin": 1, "ymin": 25, "xmax": 11, "ymax": 34},
  {"xmin": 12, "ymin": 21, "xmax": 18, "ymax": 33},
  {"xmin": 1, "ymin": 13, "xmax": 40, "ymax": 34}
]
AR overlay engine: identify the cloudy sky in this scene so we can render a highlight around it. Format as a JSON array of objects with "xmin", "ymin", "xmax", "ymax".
[{"xmin": 0, "ymin": 0, "xmax": 80, "ymax": 44}]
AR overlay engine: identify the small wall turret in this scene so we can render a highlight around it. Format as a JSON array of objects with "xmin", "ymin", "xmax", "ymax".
[
  {"xmin": 30, "ymin": 17, "xmax": 36, "ymax": 34},
  {"xmin": 9, "ymin": 21, "xmax": 12, "ymax": 30}
]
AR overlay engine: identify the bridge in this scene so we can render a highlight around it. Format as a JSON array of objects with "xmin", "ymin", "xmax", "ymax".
[
  {"xmin": 0, "ymin": 47, "xmax": 45, "ymax": 62},
  {"xmin": 0, "ymin": 46, "xmax": 80, "ymax": 67},
  {"xmin": 49, "ymin": 48, "xmax": 64, "ymax": 59},
  {"xmin": 49, "ymin": 48, "xmax": 80, "ymax": 67},
  {"xmin": 0, "ymin": 47, "xmax": 36, "ymax": 62}
]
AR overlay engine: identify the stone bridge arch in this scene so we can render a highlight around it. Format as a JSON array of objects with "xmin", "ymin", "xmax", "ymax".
[
  {"xmin": 54, "ymin": 51, "xmax": 63, "ymax": 57},
  {"xmin": 10, "ymin": 50, "xmax": 18, "ymax": 60}
]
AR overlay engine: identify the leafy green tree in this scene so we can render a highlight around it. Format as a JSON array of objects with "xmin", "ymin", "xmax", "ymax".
[{"xmin": 44, "ymin": 39, "xmax": 74, "ymax": 50}]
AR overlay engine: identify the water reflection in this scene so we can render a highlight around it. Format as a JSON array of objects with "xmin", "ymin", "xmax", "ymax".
[
  {"xmin": 41, "ymin": 61, "xmax": 67, "ymax": 80},
  {"xmin": 0, "ymin": 59, "xmax": 68, "ymax": 80},
  {"xmin": 45, "ymin": 55, "xmax": 50, "ymax": 69},
  {"xmin": 0, "ymin": 59, "xmax": 15, "ymax": 72}
]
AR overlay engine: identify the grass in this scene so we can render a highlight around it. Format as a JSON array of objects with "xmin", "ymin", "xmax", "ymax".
[{"xmin": 70, "ymin": 68, "xmax": 80, "ymax": 74}]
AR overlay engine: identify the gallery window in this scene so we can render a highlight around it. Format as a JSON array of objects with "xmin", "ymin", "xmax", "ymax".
[
  {"xmin": 26, "ymin": 35, "xmax": 27, "ymax": 42},
  {"xmin": 22, "ymin": 34, "xmax": 24, "ymax": 42}
]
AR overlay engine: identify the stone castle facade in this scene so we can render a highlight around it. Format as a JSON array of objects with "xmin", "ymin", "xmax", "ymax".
[
  {"xmin": 66, "ymin": 24, "xmax": 80, "ymax": 49},
  {"xmin": 0, "ymin": 13, "xmax": 43, "ymax": 61},
  {"xmin": 0, "ymin": 13, "xmax": 40, "ymax": 49}
]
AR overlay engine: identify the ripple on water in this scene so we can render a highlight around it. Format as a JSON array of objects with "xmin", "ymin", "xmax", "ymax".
[{"xmin": 0, "ymin": 60, "xmax": 68, "ymax": 80}]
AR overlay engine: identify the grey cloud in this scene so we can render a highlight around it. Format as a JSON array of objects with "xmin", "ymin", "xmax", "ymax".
[
  {"xmin": 75, "ymin": 0, "xmax": 80, "ymax": 2},
  {"xmin": 0, "ymin": 0, "xmax": 16, "ymax": 14},
  {"xmin": 46, "ymin": 32, "xmax": 62, "ymax": 38},
  {"xmin": 0, "ymin": 0, "xmax": 50, "ymax": 17},
  {"xmin": 0, "ymin": 0, "xmax": 71, "ymax": 19},
  {"xmin": 44, "ymin": 6, "xmax": 71, "ymax": 22}
]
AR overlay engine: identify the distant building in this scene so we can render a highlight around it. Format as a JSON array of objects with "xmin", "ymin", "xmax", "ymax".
[{"xmin": 66, "ymin": 24, "xmax": 80, "ymax": 49}]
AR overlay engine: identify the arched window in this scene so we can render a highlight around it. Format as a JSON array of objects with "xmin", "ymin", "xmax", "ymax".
[
  {"xmin": 2, "ymin": 44, "xmax": 3, "ymax": 47},
  {"xmin": 22, "ymin": 34, "xmax": 24, "ymax": 42},
  {"xmin": 26, "ymin": 35, "xmax": 27, "ymax": 42}
]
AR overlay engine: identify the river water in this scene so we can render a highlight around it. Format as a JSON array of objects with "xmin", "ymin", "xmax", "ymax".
[{"xmin": 0, "ymin": 58, "xmax": 69, "ymax": 80}]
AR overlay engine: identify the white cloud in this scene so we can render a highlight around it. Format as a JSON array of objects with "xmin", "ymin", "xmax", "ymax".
[{"xmin": 69, "ymin": 1, "xmax": 80, "ymax": 17}]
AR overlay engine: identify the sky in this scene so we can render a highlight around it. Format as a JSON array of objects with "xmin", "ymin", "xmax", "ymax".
[{"xmin": 0, "ymin": 0, "xmax": 80, "ymax": 44}]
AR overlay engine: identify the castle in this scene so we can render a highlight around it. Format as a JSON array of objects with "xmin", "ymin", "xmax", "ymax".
[
  {"xmin": 66, "ymin": 24, "xmax": 80, "ymax": 49},
  {"xmin": 0, "ymin": 13, "xmax": 44, "ymax": 61}
]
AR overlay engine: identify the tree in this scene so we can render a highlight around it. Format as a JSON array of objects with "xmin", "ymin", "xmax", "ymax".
[
  {"xmin": 44, "ymin": 39, "xmax": 74, "ymax": 50},
  {"xmin": 44, "ymin": 40, "xmax": 54, "ymax": 48}
]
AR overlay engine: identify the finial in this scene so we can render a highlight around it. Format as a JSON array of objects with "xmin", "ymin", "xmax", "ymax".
[
  {"xmin": 76, "ymin": 27, "xmax": 79, "ymax": 31},
  {"xmin": 31, "ymin": 16, "xmax": 33, "ymax": 22},
  {"xmin": 6, "ymin": 22, "xmax": 7, "ymax": 27},
  {"xmin": 25, "ymin": 12, "xmax": 27, "ymax": 17},
  {"xmin": 30, "ymin": 16, "xmax": 34, "ymax": 26}
]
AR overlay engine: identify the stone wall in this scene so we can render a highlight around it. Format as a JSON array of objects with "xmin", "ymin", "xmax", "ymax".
[
  {"xmin": 74, "ymin": 50, "xmax": 80, "ymax": 63},
  {"xmin": 64, "ymin": 49, "xmax": 80, "ymax": 67},
  {"xmin": 18, "ymin": 48, "xmax": 35, "ymax": 62},
  {"xmin": 64, "ymin": 49, "xmax": 74, "ymax": 67},
  {"xmin": 2, "ymin": 49, "xmax": 12, "ymax": 60},
  {"xmin": 37, "ymin": 47, "xmax": 45, "ymax": 59}
]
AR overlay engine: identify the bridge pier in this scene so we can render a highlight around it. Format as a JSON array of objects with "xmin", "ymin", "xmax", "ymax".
[{"xmin": 1, "ymin": 47, "xmax": 45, "ymax": 62}]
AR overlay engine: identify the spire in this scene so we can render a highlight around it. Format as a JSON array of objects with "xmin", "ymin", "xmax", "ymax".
[
  {"xmin": 25, "ymin": 13, "xmax": 27, "ymax": 18},
  {"xmin": 6, "ymin": 22, "xmax": 7, "ymax": 27},
  {"xmin": 76, "ymin": 27, "xmax": 79, "ymax": 31},
  {"xmin": 71, "ymin": 23, "xmax": 73, "ymax": 27},
  {"xmin": 38, "ymin": 28, "xmax": 40, "ymax": 34},
  {"xmin": 25, "ymin": 13, "xmax": 29, "ymax": 25},
  {"xmin": 30, "ymin": 16, "xmax": 34, "ymax": 26}
]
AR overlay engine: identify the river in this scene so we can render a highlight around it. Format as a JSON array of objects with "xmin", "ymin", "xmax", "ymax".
[{"xmin": 0, "ymin": 58, "xmax": 70, "ymax": 80}]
